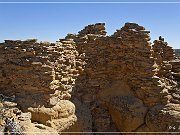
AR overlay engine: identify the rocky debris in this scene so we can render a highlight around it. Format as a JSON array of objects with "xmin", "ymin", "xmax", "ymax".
[
  {"xmin": 4, "ymin": 118, "xmax": 23, "ymax": 135},
  {"xmin": 0, "ymin": 94, "xmax": 58, "ymax": 135},
  {"xmin": 0, "ymin": 22, "xmax": 180, "ymax": 134}
]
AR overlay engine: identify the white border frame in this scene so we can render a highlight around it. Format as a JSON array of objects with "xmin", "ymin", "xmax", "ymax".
[{"xmin": 0, "ymin": 0, "xmax": 180, "ymax": 134}]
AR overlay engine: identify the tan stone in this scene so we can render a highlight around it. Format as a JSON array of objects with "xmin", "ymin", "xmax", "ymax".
[{"xmin": 0, "ymin": 22, "xmax": 179, "ymax": 133}]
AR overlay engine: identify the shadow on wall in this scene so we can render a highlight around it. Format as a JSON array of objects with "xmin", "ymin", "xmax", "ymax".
[
  {"xmin": 66, "ymin": 22, "xmax": 153, "ymax": 132},
  {"xmin": 0, "ymin": 23, "xmax": 180, "ymax": 133}
]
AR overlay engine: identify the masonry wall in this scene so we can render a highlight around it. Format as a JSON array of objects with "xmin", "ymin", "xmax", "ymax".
[
  {"xmin": 69, "ymin": 23, "xmax": 180, "ymax": 132},
  {"xmin": 0, "ymin": 23, "xmax": 180, "ymax": 134}
]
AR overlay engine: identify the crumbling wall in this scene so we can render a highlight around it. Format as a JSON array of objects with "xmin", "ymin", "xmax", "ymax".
[
  {"xmin": 66, "ymin": 23, "xmax": 162, "ymax": 132},
  {"xmin": 0, "ymin": 39, "xmax": 84, "ymax": 132},
  {"xmin": 68, "ymin": 23, "xmax": 180, "ymax": 133},
  {"xmin": 0, "ymin": 22, "xmax": 180, "ymax": 134},
  {"xmin": 0, "ymin": 39, "xmax": 55, "ymax": 110}
]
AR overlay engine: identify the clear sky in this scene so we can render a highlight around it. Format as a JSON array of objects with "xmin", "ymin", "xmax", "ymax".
[{"xmin": 0, "ymin": 0, "xmax": 180, "ymax": 48}]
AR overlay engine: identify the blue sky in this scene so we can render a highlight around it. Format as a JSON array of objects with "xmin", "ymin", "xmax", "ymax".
[{"xmin": 0, "ymin": 0, "xmax": 180, "ymax": 48}]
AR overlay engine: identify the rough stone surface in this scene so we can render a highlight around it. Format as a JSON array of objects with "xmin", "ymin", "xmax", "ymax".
[{"xmin": 0, "ymin": 22, "xmax": 180, "ymax": 134}]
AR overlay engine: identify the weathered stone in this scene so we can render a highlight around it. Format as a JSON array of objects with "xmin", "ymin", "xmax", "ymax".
[
  {"xmin": 146, "ymin": 104, "xmax": 180, "ymax": 132},
  {"xmin": 0, "ymin": 22, "xmax": 180, "ymax": 134},
  {"xmin": 106, "ymin": 96, "xmax": 147, "ymax": 131}
]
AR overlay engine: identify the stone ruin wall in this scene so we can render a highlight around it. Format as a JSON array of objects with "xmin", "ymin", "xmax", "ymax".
[{"xmin": 0, "ymin": 23, "xmax": 180, "ymax": 134}]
